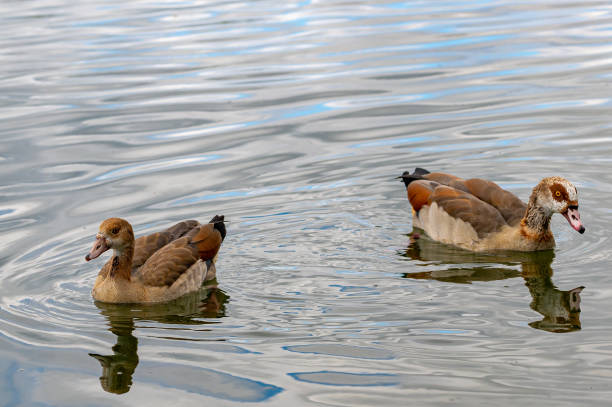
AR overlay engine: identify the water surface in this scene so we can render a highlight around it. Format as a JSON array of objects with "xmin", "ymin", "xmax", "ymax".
[{"xmin": 1, "ymin": 0, "xmax": 612, "ymax": 405}]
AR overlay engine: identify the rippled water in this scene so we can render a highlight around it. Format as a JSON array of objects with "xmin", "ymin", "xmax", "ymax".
[{"xmin": 2, "ymin": 0, "xmax": 612, "ymax": 405}]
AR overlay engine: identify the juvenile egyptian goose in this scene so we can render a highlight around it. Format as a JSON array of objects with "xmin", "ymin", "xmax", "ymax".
[
  {"xmin": 86, "ymin": 215, "xmax": 226, "ymax": 303},
  {"xmin": 400, "ymin": 168, "xmax": 584, "ymax": 252}
]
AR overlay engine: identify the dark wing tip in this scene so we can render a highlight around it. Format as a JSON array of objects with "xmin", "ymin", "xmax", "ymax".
[
  {"xmin": 399, "ymin": 168, "xmax": 430, "ymax": 187},
  {"xmin": 209, "ymin": 215, "xmax": 226, "ymax": 240},
  {"xmin": 414, "ymin": 167, "xmax": 430, "ymax": 175}
]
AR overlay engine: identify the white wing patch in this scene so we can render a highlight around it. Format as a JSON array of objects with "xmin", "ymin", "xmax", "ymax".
[{"xmin": 417, "ymin": 202, "xmax": 479, "ymax": 250}]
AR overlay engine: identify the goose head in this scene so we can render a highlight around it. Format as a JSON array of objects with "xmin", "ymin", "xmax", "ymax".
[
  {"xmin": 86, "ymin": 218, "xmax": 134, "ymax": 261},
  {"xmin": 532, "ymin": 177, "xmax": 585, "ymax": 234}
]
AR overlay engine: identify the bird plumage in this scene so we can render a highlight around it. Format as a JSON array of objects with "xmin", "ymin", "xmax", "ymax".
[
  {"xmin": 400, "ymin": 169, "xmax": 584, "ymax": 251},
  {"xmin": 87, "ymin": 216, "xmax": 225, "ymax": 303}
]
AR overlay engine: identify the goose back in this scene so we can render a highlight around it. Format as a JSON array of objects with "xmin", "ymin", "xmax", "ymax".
[
  {"xmin": 133, "ymin": 222, "xmax": 224, "ymax": 288},
  {"xmin": 405, "ymin": 170, "xmax": 528, "ymax": 239},
  {"xmin": 131, "ymin": 220, "xmax": 200, "ymax": 271}
]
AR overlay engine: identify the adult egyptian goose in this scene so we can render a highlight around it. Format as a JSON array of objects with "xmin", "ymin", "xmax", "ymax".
[
  {"xmin": 86, "ymin": 215, "xmax": 226, "ymax": 303},
  {"xmin": 400, "ymin": 168, "xmax": 584, "ymax": 252}
]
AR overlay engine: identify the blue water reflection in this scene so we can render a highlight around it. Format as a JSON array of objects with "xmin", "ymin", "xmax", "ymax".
[
  {"xmin": 284, "ymin": 344, "xmax": 394, "ymax": 360},
  {"xmin": 289, "ymin": 371, "xmax": 400, "ymax": 387},
  {"xmin": 94, "ymin": 154, "xmax": 221, "ymax": 181}
]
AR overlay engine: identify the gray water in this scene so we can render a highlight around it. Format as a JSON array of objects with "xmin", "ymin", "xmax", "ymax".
[{"xmin": 1, "ymin": 0, "xmax": 612, "ymax": 405}]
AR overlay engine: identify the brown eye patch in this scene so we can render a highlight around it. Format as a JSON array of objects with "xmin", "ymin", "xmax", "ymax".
[
  {"xmin": 111, "ymin": 226, "xmax": 120, "ymax": 234},
  {"xmin": 549, "ymin": 183, "xmax": 569, "ymax": 202}
]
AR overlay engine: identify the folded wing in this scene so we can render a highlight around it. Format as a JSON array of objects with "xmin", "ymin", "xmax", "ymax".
[
  {"xmin": 410, "ymin": 172, "xmax": 527, "ymax": 225},
  {"xmin": 135, "ymin": 221, "xmax": 224, "ymax": 287},
  {"xmin": 407, "ymin": 172, "xmax": 526, "ymax": 238},
  {"xmin": 132, "ymin": 220, "xmax": 200, "ymax": 270}
]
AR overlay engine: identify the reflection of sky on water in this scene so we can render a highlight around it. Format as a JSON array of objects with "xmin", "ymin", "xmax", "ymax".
[
  {"xmin": 8, "ymin": 359, "xmax": 283, "ymax": 404},
  {"xmin": 285, "ymin": 344, "xmax": 395, "ymax": 359},
  {"xmin": 136, "ymin": 362, "xmax": 284, "ymax": 402},
  {"xmin": 94, "ymin": 154, "xmax": 221, "ymax": 181},
  {"xmin": 289, "ymin": 371, "xmax": 400, "ymax": 387},
  {"xmin": 162, "ymin": 180, "xmax": 358, "ymax": 208}
]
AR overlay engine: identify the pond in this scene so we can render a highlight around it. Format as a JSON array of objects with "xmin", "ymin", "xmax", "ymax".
[{"xmin": 1, "ymin": 0, "xmax": 612, "ymax": 405}]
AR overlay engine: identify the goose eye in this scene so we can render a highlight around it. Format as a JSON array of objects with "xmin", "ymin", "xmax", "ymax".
[
  {"xmin": 555, "ymin": 191, "xmax": 561, "ymax": 197},
  {"xmin": 111, "ymin": 227, "xmax": 120, "ymax": 234}
]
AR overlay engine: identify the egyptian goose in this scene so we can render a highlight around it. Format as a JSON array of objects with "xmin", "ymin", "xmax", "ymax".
[
  {"xmin": 400, "ymin": 168, "xmax": 585, "ymax": 251},
  {"xmin": 86, "ymin": 215, "xmax": 226, "ymax": 303}
]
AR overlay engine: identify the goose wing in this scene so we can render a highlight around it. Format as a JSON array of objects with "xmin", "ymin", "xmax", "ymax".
[
  {"xmin": 135, "ymin": 221, "xmax": 224, "ymax": 288},
  {"xmin": 408, "ymin": 180, "xmax": 509, "ymax": 238},
  {"xmin": 132, "ymin": 220, "xmax": 200, "ymax": 270},
  {"xmin": 461, "ymin": 178, "xmax": 527, "ymax": 226},
  {"xmin": 413, "ymin": 171, "xmax": 527, "ymax": 226}
]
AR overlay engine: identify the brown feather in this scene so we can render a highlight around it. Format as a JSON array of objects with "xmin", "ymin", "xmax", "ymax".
[
  {"xmin": 190, "ymin": 223, "xmax": 223, "ymax": 260},
  {"xmin": 429, "ymin": 185, "xmax": 508, "ymax": 238},
  {"xmin": 423, "ymin": 172, "xmax": 470, "ymax": 193},
  {"xmin": 135, "ymin": 236, "xmax": 199, "ymax": 287},
  {"xmin": 419, "ymin": 172, "xmax": 527, "ymax": 227},
  {"xmin": 407, "ymin": 180, "xmax": 435, "ymax": 212},
  {"xmin": 98, "ymin": 261, "xmax": 112, "ymax": 279},
  {"xmin": 132, "ymin": 220, "xmax": 199, "ymax": 270},
  {"xmin": 463, "ymin": 178, "xmax": 527, "ymax": 225},
  {"xmin": 134, "ymin": 223, "xmax": 223, "ymax": 288}
]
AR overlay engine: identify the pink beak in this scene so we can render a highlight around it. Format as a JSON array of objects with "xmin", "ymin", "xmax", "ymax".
[
  {"xmin": 85, "ymin": 235, "xmax": 110, "ymax": 261},
  {"xmin": 562, "ymin": 207, "xmax": 585, "ymax": 234}
]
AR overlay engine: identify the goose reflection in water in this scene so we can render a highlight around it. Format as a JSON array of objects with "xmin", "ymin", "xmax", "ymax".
[
  {"xmin": 90, "ymin": 283, "xmax": 228, "ymax": 394},
  {"xmin": 402, "ymin": 233, "xmax": 583, "ymax": 333}
]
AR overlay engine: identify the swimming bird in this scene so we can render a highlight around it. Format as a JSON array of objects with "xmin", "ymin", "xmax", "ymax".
[
  {"xmin": 86, "ymin": 216, "xmax": 226, "ymax": 303},
  {"xmin": 400, "ymin": 168, "xmax": 584, "ymax": 251}
]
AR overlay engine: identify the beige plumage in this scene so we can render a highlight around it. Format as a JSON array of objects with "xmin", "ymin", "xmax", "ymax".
[
  {"xmin": 400, "ymin": 168, "xmax": 585, "ymax": 251},
  {"xmin": 86, "ymin": 216, "xmax": 226, "ymax": 303}
]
